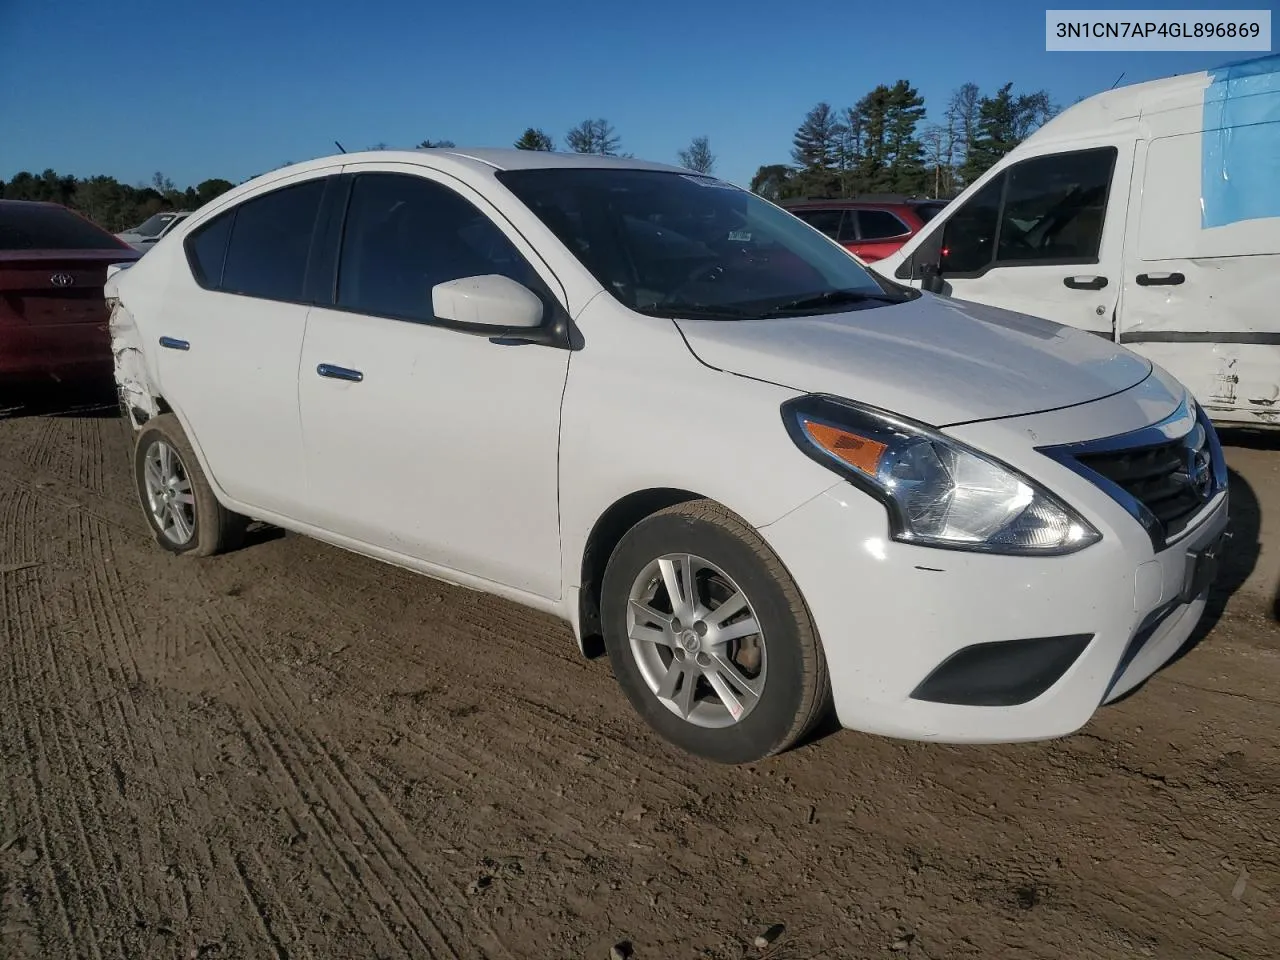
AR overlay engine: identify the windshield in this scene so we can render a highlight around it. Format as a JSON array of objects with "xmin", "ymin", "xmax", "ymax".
[
  {"xmin": 496, "ymin": 168, "xmax": 912, "ymax": 319},
  {"xmin": 129, "ymin": 213, "xmax": 177, "ymax": 237}
]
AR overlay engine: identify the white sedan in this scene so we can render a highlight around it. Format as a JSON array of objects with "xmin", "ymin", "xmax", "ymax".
[{"xmin": 105, "ymin": 149, "xmax": 1230, "ymax": 764}]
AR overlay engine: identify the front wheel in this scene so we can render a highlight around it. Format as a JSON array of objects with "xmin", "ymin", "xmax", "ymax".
[
  {"xmin": 133, "ymin": 414, "xmax": 247, "ymax": 557},
  {"xmin": 601, "ymin": 500, "xmax": 830, "ymax": 764}
]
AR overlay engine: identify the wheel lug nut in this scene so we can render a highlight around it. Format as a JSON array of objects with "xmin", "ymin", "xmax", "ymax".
[
  {"xmin": 671, "ymin": 618, "xmax": 682, "ymax": 632},
  {"xmin": 696, "ymin": 652, "xmax": 711, "ymax": 667},
  {"xmin": 694, "ymin": 620, "xmax": 708, "ymax": 637}
]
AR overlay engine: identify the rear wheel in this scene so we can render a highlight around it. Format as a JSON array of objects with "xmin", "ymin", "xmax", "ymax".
[
  {"xmin": 133, "ymin": 414, "xmax": 247, "ymax": 557},
  {"xmin": 601, "ymin": 500, "xmax": 830, "ymax": 764}
]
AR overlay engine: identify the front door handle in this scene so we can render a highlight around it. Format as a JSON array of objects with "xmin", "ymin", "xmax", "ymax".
[
  {"xmin": 158, "ymin": 336, "xmax": 189, "ymax": 351},
  {"xmin": 1135, "ymin": 272, "xmax": 1185, "ymax": 287},
  {"xmin": 316, "ymin": 363, "xmax": 363, "ymax": 383},
  {"xmin": 1063, "ymin": 275, "xmax": 1108, "ymax": 290}
]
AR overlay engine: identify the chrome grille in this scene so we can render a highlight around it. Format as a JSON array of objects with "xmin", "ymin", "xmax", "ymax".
[{"xmin": 1076, "ymin": 420, "xmax": 1212, "ymax": 540}]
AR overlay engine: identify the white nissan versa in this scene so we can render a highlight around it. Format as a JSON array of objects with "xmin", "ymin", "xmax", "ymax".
[{"xmin": 105, "ymin": 149, "xmax": 1230, "ymax": 764}]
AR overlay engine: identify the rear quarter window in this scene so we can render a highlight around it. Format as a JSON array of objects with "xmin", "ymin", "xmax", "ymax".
[
  {"xmin": 186, "ymin": 213, "xmax": 234, "ymax": 288},
  {"xmin": 216, "ymin": 179, "xmax": 326, "ymax": 302}
]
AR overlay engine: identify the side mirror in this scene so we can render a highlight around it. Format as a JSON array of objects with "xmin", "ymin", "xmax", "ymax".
[
  {"xmin": 920, "ymin": 262, "xmax": 946, "ymax": 294},
  {"xmin": 431, "ymin": 274, "xmax": 543, "ymax": 329}
]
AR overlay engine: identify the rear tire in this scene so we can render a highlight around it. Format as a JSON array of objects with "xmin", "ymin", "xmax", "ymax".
[
  {"xmin": 601, "ymin": 500, "xmax": 830, "ymax": 764},
  {"xmin": 133, "ymin": 414, "xmax": 247, "ymax": 557}
]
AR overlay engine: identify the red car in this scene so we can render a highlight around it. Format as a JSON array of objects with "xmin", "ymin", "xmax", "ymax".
[
  {"xmin": 783, "ymin": 197, "xmax": 949, "ymax": 263},
  {"xmin": 0, "ymin": 200, "xmax": 140, "ymax": 388}
]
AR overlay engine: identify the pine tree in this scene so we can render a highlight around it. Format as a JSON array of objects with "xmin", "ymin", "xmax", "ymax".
[
  {"xmin": 514, "ymin": 128, "xmax": 555, "ymax": 151},
  {"xmin": 960, "ymin": 84, "xmax": 1019, "ymax": 183},
  {"xmin": 883, "ymin": 80, "xmax": 927, "ymax": 194},
  {"xmin": 791, "ymin": 103, "xmax": 844, "ymax": 196}
]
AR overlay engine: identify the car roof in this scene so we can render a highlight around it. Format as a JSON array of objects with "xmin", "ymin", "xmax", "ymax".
[{"xmin": 286, "ymin": 147, "xmax": 691, "ymax": 177}]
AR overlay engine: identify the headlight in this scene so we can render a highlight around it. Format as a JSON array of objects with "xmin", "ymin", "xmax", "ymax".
[{"xmin": 782, "ymin": 395, "xmax": 1101, "ymax": 556}]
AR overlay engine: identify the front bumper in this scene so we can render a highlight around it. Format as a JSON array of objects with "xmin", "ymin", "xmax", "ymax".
[{"xmin": 759, "ymin": 477, "xmax": 1228, "ymax": 744}]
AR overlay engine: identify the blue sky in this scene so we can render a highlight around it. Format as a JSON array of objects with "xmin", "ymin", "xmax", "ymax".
[{"xmin": 0, "ymin": 0, "xmax": 1262, "ymax": 190}]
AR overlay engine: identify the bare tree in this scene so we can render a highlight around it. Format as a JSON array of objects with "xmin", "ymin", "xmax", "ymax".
[
  {"xmin": 677, "ymin": 136, "xmax": 715, "ymax": 174},
  {"xmin": 565, "ymin": 119, "xmax": 621, "ymax": 156},
  {"xmin": 920, "ymin": 124, "xmax": 947, "ymax": 198},
  {"xmin": 945, "ymin": 83, "xmax": 981, "ymax": 183}
]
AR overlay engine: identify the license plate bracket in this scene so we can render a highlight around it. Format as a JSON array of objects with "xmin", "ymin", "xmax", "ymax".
[{"xmin": 1180, "ymin": 532, "xmax": 1226, "ymax": 603}]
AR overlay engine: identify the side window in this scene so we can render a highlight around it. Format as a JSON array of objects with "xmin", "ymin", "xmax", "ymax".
[
  {"xmin": 220, "ymin": 179, "xmax": 327, "ymax": 302},
  {"xmin": 995, "ymin": 147, "xmax": 1115, "ymax": 263},
  {"xmin": 791, "ymin": 209, "xmax": 842, "ymax": 240},
  {"xmin": 941, "ymin": 175, "xmax": 1004, "ymax": 273},
  {"xmin": 186, "ymin": 213, "xmax": 234, "ymax": 288},
  {"xmin": 336, "ymin": 173, "xmax": 548, "ymax": 324},
  {"xmin": 941, "ymin": 147, "xmax": 1117, "ymax": 275},
  {"xmin": 858, "ymin": 210, "xmax": 910, "ymax": 240}
]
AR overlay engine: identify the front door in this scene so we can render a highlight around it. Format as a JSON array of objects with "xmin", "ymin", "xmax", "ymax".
[
  {"xmin": 912, "ymin": 142, "xmax": 1132, "ymax": 337},
  {"xmin": 297, "ymin": 167, "xmax": 570, "ymax": 599}
]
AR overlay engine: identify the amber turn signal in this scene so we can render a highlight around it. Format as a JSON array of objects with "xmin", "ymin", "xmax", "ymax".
[{"xmin": 801, "ymin": 420, "xmax": 888, "ymax": 476}]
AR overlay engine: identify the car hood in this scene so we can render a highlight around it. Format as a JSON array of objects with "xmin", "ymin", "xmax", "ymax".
[{"xmin": 675, "ymin": 294, "xmax": 1152, "ymax": 427}]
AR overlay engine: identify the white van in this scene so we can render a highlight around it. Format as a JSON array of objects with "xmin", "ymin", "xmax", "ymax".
[{"xmin": 877, "ymin": 53, "xmax": 1279, "ymax": 429}]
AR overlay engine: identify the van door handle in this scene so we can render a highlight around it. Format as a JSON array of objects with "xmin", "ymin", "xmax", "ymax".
[
  {"xmin": 1135, "ymin": 272, "xmax": 1185, "ymax": 287},
  {"xmin": 158, "ymin": 336, "xmax": 190, "ymax": 351},
  {"xmin": 316, "ymin": 363, "xmax": 363, "ymax": 383},
  {"xmin": 1063, "ymin": 275, "xmax": 1108, "ymax": 290}
]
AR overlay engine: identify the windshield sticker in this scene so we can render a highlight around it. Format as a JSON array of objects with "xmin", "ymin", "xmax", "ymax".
[
  {"xmin": 680, "ymin": 174, "xmax": 741, "ymax": 190},
  {"xmin": 727, "ymin": 230, "xmax": 752, "ymax": 242}
]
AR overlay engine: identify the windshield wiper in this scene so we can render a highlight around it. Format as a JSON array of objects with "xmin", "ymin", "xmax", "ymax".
[
  {"xmin": 645, "ymin": 303, "xmax": 758, "ymax": 321},
  {"xmin": 762, "ymin": 288, "xmax": 904, "ymax": 316}
]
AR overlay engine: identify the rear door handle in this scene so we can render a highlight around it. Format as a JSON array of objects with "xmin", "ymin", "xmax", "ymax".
[
  {"xmin": 1135, "ymin": 272, "xmax": 1185, "ymax": 286},
  {"xmin": 316, "ymin": 363, "xmax": 363, "ymax": 383},
  {"xmin": 1063, "ymin": 275, "xmax": 1108, "ymax": 290},
  {"xmin": 158, "ymin": 336, "xmax": 189, "ymax": 351}
]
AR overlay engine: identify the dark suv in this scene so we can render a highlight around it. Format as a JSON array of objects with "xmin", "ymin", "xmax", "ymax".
[{"xmin": 782, "ymin": 197, "xmax": 949, "ymax": 263}]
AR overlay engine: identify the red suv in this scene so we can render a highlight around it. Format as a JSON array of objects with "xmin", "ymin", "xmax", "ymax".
[{"xmin": 783, "ymin": 197, "xmax": 949, "ymax": 263}]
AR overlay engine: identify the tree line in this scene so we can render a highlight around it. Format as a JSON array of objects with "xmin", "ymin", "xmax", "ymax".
[
  {"xmin": 1, "ymin": 170, "xmax": 237, "ymax": 233},
  {"xmin": 2, "ymin": 84, "xmax": 1054, "ymax": 234},
  {"xmin": 751, "ymin": 80, "xmax": 1057, "ymax": 201}
]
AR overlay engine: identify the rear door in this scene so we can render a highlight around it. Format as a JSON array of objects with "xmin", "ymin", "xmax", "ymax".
[
  {"xmin": 911, "ymin": 142, "xmax": 1133, "ymax": 336},
  {"xmin": 152, "ymin": 173, "xmax": 335, "ymax": 518}
]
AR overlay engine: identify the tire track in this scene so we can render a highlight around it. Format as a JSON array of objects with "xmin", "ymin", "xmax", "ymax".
[
  {"xmin": 0, "ymin": 487, "xmax": 106, "ymax": 960},
  {"xmin": 195, "ymin": 609, "xmax": 473, "ymax": 960}
]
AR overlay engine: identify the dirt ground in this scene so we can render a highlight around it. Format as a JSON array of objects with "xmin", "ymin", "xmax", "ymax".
[{"xmin": 0, "ymin": 392, "xmax": 1276, "ymax": 960}]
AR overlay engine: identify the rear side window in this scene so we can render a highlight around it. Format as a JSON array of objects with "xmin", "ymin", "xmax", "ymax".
[
  {"xmin": 219, "ymin": 179, "xmax": 326, "ymax": 302},
  {"xmin": 0, "ymin": 203, "xmax": 127, "ymax": 251},
  {"xmin": 336, "ymin": 173, "xmax": 547, "ymax": 324},
  {"xmin": 857, "ymin": 209, "xmax": 910, "ymax": 240},
  {"xmin": 186, "ymin": 213, "xmax": 234, "ymax": 288},
  {"xmin": 790, "ymin": 208, "xmax": 843, "ymax": 240}
]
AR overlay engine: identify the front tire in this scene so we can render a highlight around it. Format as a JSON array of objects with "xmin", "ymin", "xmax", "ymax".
[
  {"xmin": 601, "ymin": 500, "xmax": 830, "ymax": 764},
  {"xmin": 133, "ymin": 414, "xmax": 247, "ymax": 557}
]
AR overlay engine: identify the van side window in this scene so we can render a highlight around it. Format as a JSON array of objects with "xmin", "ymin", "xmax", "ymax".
[{"xmin": 940, "ymin": 146, "xmax": 1117, "ymax": 275}]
